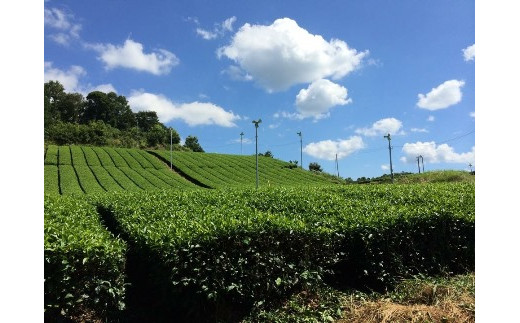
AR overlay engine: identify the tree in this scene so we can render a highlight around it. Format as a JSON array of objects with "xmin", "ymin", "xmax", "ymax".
[
  {"xmin": 309, "ymin": 162, "xmax": 323, "ymax": 172},
  {"xmin": 135, "ymin": 111, "xmax": 160, "ymax": 132},
  {"xmin": 263, "ymin": 150, "xmax": 273, "ymax": 158},
  {"xmin": 184, "ymin": 135, "xmax": 204, "ymax": 152},
  {"xmin": 146, "ymin": 124, "xmax": 168, "ymax": 147},
  {"xmin": 57, "ymin": 92, "xmax": 84, "ymax": 123},
  {"xmin": 286, "ymin": 160, "xmax": 298, "ymax": 169},
  {"xmin": 81, "ymin": 91, "xmax": 135, "ymax": 130},
  {"xmin": 44, "ymin": 81, "xmax": 66, "ymax": 127}
]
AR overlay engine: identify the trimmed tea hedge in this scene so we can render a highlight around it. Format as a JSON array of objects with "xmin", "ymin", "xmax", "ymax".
[
  {"xmin": 44, "ymin": 194, "xmax": 127, "ymax": 321},
  {"xmin": 91, "ymin": 182, "xmax": 474, "ymax": 320}
]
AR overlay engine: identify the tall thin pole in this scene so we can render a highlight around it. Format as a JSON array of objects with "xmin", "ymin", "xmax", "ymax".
[
  {"xmin": 252, "ymin": 119, "xmax": 262, "ymax": 189},
  {"xmin": 170, "ymin": 129, "xmax": 173, "ymax": 170},
  {"xmin": 297, "ymin": 131, "xmax": 302, "ymax": 169},
  {"xmin": 416, "ymin": 156, "xmax": 421, "ymax": 173},
  {"xmin": 384, "ymin": 133, "xmax": 394, "ymax": 183},
  {"xmin": 420, "ymin": 155, "xmax": 424, "ymax": 173},
  {"xmin": 336, "ymin": 153, "xmax": 339, "ymax": 177},
  {"xmin": 240, "ymin": 132, "xmax": 244, "ymax": 155}
]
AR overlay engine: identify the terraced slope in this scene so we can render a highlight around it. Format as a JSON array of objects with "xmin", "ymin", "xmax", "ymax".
[
  {"xmin": 150, "ymin": 150, "xmax": 340, "ymax": 189},
  {"xmin": 44, "ymin": 145, "xmax": 200, "ymax": 195}
]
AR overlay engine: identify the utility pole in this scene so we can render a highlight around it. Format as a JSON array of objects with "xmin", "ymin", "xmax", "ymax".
[
  {"xmin": 416, "ymin": 156, "xmax": 421, "ymax": 173},
  {"xmin": 240, "ymin": 132, "xmax": 244, "ymax": 155},
  {"xmin": 252, "ymin": 119, "xmax": 262, "ymax": 189},
  {"xmin": 469, "ymin": 163, "xmax": 473, "ymax": 172},
  {"xmin": 170, "ymin": 129, "xmax": 173, "ymax": 170},
  {"xmin": 335, "ymin": 153, "xmax": 340, "ymax": 177},
  {"xmin": 383, "ymin": 133, "xmax": 394, "ymax": 183},
  {"xmin": 297, "ymin": 131, "xmax": 302, "ymax": 169},
  {"xmin": 420, "ymin": 155, "xmax": 424, "ymax": 173}
]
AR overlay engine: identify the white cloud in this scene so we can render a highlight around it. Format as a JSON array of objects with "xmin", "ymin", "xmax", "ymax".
[
  {"xmin": 196, "ymin": 16, "xmax": 237, "ymax": 40},
  {"xmin": 427, "ymin": 115, "xmax": 435, "ymax": 122},
  {"xmin": 470, "ymin": 111, "xmax": 475, "ymax": 118},
  {"xmin": 273, "ymin": 111, "xmax": 305, "ymax": 121},
  {"xmin": 295, "ymin": 79, "xmax": 352, "ymax": 120},
  {"xmin": 400, "ymin": 141, "xmax": 475, "ymax": 164},
  {"xmin": 355, "ymin": 118, "xmax": 403, "ymax": 137},
  {"xmin": 196, "ymin": 28, "xmax": 218, "ymax": 40},
  {"xmin": 462, "ymin": 44, "xmax": 475, "ymax": 61},
  {"xmin": 128, "ymin": 91, "xmax": 241, "ymax": 127},
  {"xmin": 231, "ymin": 137, "xmax": 252, "ymax": 144},
  {"xmin": 44, "ymin": 62, "xmax": 85, "ymax": 93},
  {"xmin": 90, "ymin": 39, "xmax": 179, "ymax": 75},
  {"xmin": 381, "ymin": 164, "xmax": 390, "ymax": 171},
  {"xmin": 222, "ymin": 16, "xmax": 237, "ymax": 32},
  {"xmin": 222, "ymin": 65, "xmax": 253, "ymax": 81},
  {"xmin": 218, "ymin": 17, "xmax": 368, "ymax": 92},
  {"xmin": 410, "ymin": 128, "xmax": 428, "ymax": 133},
  {"xmin": 89, "ymin": 83, "xmax": 117, "ymax": 94},
  {"xmin": 417, "ymin": 80, "xmax": 465, "ymax": 110},
  {"xmin": 44, "ymin": 7, "xmax": 81, "ymax": 45},
  {"xmin": 44, "ymin": 62, "xmax": 117, "ymax": 95},
  {"xmin": 303, "ymin": 136, "xmax": 364, "ymax": 161}
]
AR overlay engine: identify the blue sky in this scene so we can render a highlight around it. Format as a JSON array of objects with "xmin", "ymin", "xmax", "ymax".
[{"xmin": 43, "ymin": 0, "xmax": 475, "ymax": 179}]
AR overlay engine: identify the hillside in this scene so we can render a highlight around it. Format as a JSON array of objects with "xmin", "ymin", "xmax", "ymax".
[
  {"xmin": 44, "ymin": 145, "xmax": 200, "ymax": 194},
  {"xmin": 44, "ymin": 145, "xmax": 341, "ymax": 194},
  {"xmin": 150, "ymin": 150, "xmax": 341, "ymax": 189}
]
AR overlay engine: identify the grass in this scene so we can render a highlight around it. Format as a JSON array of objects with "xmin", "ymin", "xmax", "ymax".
[
  {"xmin": 243, "ymin": 273, "xmax": 474, "ymax": 322},
  {"xmin": 394, "ymin": 170, "xmax": 475, "ymax": 184}
]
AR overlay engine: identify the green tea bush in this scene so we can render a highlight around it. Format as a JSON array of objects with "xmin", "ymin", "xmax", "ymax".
[
  {"xmin": 44, "ymin": 194, "xmax": 127, "ymax": 321},
  {"xmin": 93, "ymin": 190, "xmax": 340, "ymax": 321}
]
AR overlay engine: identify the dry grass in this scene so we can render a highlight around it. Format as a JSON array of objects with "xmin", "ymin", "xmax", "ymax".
[{"xmin": 338, "ymin": 274, "xmax": 475, "ymax": 323}]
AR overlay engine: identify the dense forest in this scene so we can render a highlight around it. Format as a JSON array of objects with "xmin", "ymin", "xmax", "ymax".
[{"xmin": 44, "ymin": 81, "xmax": 204, "ymax": 152}]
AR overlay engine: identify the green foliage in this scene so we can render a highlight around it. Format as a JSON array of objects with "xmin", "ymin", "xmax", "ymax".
[
  {"xmin": 151, "ymin": 150, "xmax": 338, "ymax": 189},
  {"xmin": 88, "ymin": 183, "xmax": 474, "ymax": 320},
  {"xmin": 44, "ymin": 81, "xmax": 182, "ymax": 150},
  {"xmin": 309, "ymin": 162, "xmax": 323, "ymax": 172},
  {"xmin": 44, "ymin": 195, "xmax": 127, "ymax": 320},
  {"xmin": 259, "ymin": 150, "xmax": 274, "ymax": 158},
  {"xmin": 47, "ymin": 145, "xmax": 200, "ymax": 194},
  {"xmin": 286, "ymin": 160, "xmax": 299, "ymax": 169},
  {"xmin": 184, "ymin": 135, "xmax": 204, "ymax": 152},
  {"xmin": 44, "ymin": 165, "xmax": 60, "ymax": 195}
]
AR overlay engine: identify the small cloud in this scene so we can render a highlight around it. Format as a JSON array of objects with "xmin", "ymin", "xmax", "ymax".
[
  {"xmin": 303, "ymin": 136, "xmax": 365, "ymax": 161},
  {"xmin": 355, "ymin": 118, "xmax": 403, "ymax": 137},
  {"xmin": 381, "ymin": 164, "xmax": 390, "ymax": 171},
  {"xmin": 470, "ymin": 111, "xmax": 475, "ymax": 118},
  {"xmin": 128, "ymin": 91, "xmax": 241, "ymax": 127},
  {"xmin": 401, "ymin": 141, "xmax": 475, "ymax": 164},
  {"xmin": 410, "ymin": 128, "xmax": 428, "ymax": 133},
  {"xmin": 230, "ymin": 137, "xmax": 252, "ymax": 144},
  {"xmin": 417, "ymin": 80, "xmax": 465, "ymax": 110},
  {"xmin": 462, "ymin": 44, "xmax": 475, "ymax": 61},
  {"xmin": 273, "ymin": 111, "xmax": 305, "ymax": 121},
  {"xmin": 44, "ymin": 62, "xmax": 117, "ymax": 95},
  {"xmin": 44, "ymin": 7, "xmax": 82, "ymax": 46},
  {"xmin": 196, "ymin": 28, "xmax": 218, "ymax": 40},
  {"xmin": 222, "ymin": 65, "xmax": 253, "ymax": 81},
  {"xmin": 295, "ymin": 79, "xmax": 352, "ymax": 120},
  {"xmin": 427, "ymin": 115, "xmax": 435, "ymax": 122},
  {"xmin": 196, "ymin": 16, "xmax": 237, "ymax": 40},
  {"xmin": 88, "ymin": 39, "xmax": 179, "ymax": 75},
  {"xmin": 44, "ymin": 62, "xmax": 85, "ymax": 93},
  {"xmin": 268, "ymin": 123, "xmax": 280, "ymax": 129}
]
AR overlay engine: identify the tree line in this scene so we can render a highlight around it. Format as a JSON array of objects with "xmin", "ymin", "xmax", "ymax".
[{"xmin": 44, "ymin": 81, "xmax": 204, "ymax": 152}]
